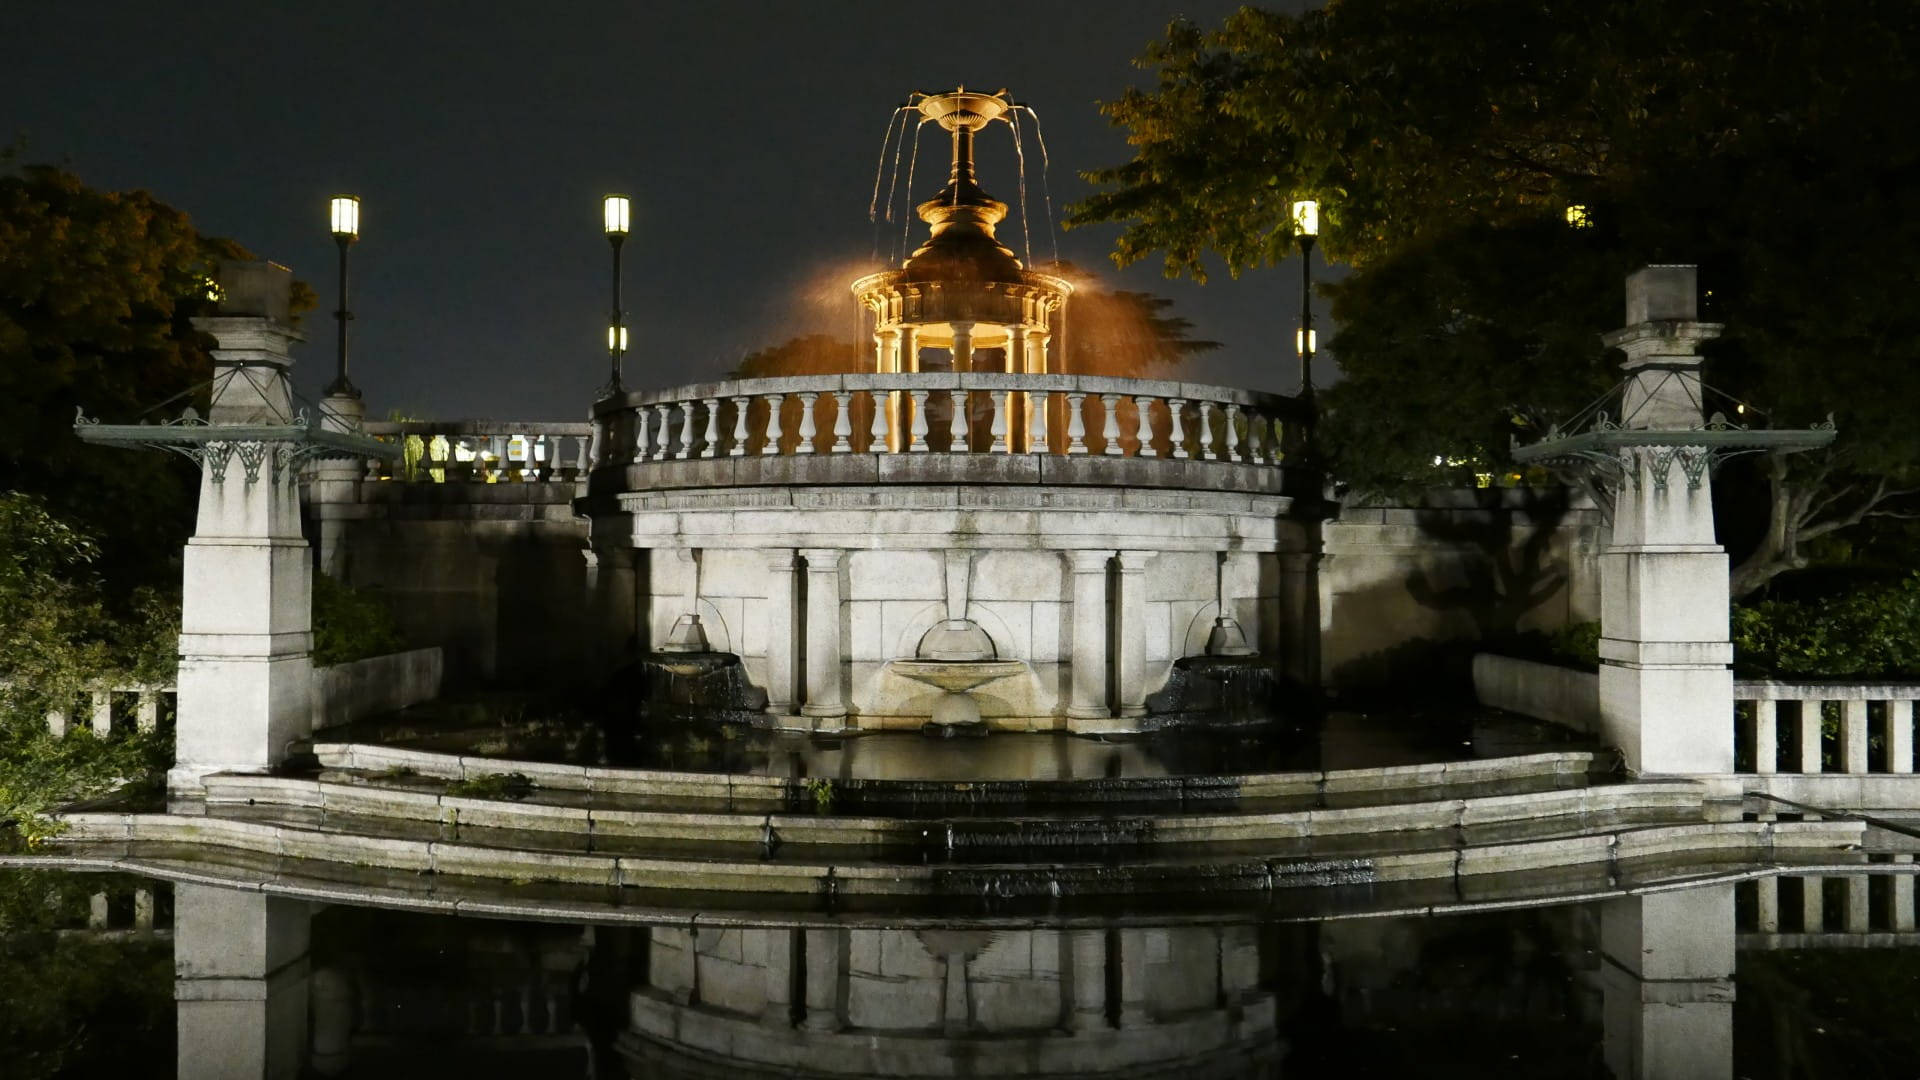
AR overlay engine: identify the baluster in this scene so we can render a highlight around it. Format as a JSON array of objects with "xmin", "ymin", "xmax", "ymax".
[
  {"xmin": 1754, "ymin": 700, "xmax": 1778, "ymax": 774},
  {"xmin": 831, "ymin": 390, "xmax": 853, "ymax": 453},
  {"xmin": 946, "ymin": 390, "xmax": 967, "ymax": 452},
  {"xmin": 1133, "ymin": 396, "xmax": 1157, "ymax": 457},
  {"xmin": 1224, "ymin": 404, "xmax": 1242, "ymax": 461},
  {"xmin": 729, "ymin": 396, "xmax": 749, "ymax": 457},
  {"xmin": 908, "ymin": 389, "xmax": 930, "ymax": 452},
  {"xmin": 1168, "ymin": 398, "xmax": 1189, "ymax": 459},
  {"xmin": 654, "ymin": 404, "xmax": 672, "ymax": 460},
  {"xmin": 1028, "ymin": 390, "xmax": 1048, "ymax": 454},
  {"xmin": 762, "ymin": 394, "xmax": 785, "ymax": 455},
  {"xmin": 1197, "ymin": 401, "xmax": 1218, "ymax": 460},
  {"xmin": 136, "ymin": 690, "xmax": 158, "ymax": 733},
  {"xmin": 700, "ymin": 397, "xmax": 721, "ymax": 458},
  {"xmin": 1268, "ymin": 417, "xmax": 1284, "ymax": 464},
  {"xmin": 134, "ymin": 888, "xmax": 153, "ymax": 929},
  {"xmin": 676, "ymin": 402, "xmax": 696, "ymax": 460},
  {"xmin": 1065, "ymin": 392, "xmax": 1088, "ymax": 454},
  {"xmin": 1099, "ymin": 393, "xmax": 1123, "ymax": 455},
  {"xmin": 632, "ymin": 412, "xmax": 649, "ymax": 464},
  {"xmin": 46, "ymin": 701, "xmax": 67, "ymax": 737},
  {"xmin": 491, "ymin": 434, "xmax": 508, "ymax": 479},
  {"xmin": 795, "ymin": 392, "xmax": 818, "ymax": 455},
  {"xmin": 90, "ymin": 690, "xmax": 111, "ymax": 737},
  {"xmin": 572, "ymin": 434, "xmax": 590, "ymax": 479},
  {"xmin": 989, "ymin": 390, "xmax": 1009, "ymax": 453},
  {"xmin": 868, "ymin": 389, "xmax": 889, "ymax": 453},
  {"xmin": 1242, "ymin": 410, "xmax": 1262, "ymax": 464},
  {"xmin": 88, "ymin": 892, "xmax": 108, "ymax": 929}
]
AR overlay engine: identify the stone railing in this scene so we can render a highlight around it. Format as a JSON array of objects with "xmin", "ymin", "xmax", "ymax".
[
  {"xmin": 0, "ymin": 683, "xmax": 175, "ymax": 737},
  {"xmin": 1737, "ymin": 870, "xmax": 1918, "ymax": 939},
  {"xmin": 359, "ymin": 421, "xmax": 595, "ymax": 483},
  {"xmin": 1735, "ymin": 682, "xmax": 1920, "ymax": 775},
  {"xmin": 592, "ymin": 373, "xmax": 1305, "ymax": 466}
]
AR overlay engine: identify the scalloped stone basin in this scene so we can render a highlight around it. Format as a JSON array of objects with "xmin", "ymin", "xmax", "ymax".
[{"xmin": 887, "ymin": 658, "xmax": 1030, "ymax": 730}]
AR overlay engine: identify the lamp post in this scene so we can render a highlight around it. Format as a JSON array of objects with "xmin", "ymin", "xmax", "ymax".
[
  {"xmin": 326, "ymin": 195, "xmax": 360, "ymax": 398},
  {"xmin": 602, "ymin": 194, "xmax": 630, "ymax": 395},
  {"xmin": 1291, "ymin": 199, "xmax": 1319, "ymax": 411}
]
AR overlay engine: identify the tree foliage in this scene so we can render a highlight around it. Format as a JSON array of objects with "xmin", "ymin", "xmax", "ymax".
[{"xmin": 1073, "ymin": 1, "xmax": 1920, "ymax": 594}]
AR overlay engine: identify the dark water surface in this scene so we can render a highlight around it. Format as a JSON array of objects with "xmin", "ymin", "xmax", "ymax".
[{"xmin": 4, "ymin": 868, "xmax": 1918, "ymax": 1079}]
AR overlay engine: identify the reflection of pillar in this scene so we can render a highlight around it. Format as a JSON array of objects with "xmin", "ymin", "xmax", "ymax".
[
  {"xmin": 800, "ymin": 548, "xmax": 847, "ymax": 725},
  {"xmin": 1066, "ymin": 550, "xmax": 1115, "ymax": 724},
  {"xmin": 175, "ymin": 884, "xmax": 312, "ymax": 1080},
  {"xmin": 1115, "ymin": 551, "xmax": 1157, "ymax": 718},
  {"xmin": 763, "ymin": 549, "xmax": 799, "ymax": 716},
  {"xmin": 1598, "ymin": 885, "xmax": 1734, "ymax": 1080},
  {"xmin": 801, "ymin": 928, "xmax": 842, "ymax": 1032},
  {"xmin": 1064, "ymin": 929, "xmax": 1106, "ymax": 1031}
]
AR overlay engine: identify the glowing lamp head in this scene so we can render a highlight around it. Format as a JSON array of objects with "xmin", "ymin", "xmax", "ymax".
[
  {"xmin": 1295, "ymin": 328, "xmax": 1317, "ymax": 356},
  {"xmin": 1291, "ymin": 199, "xmax": 1319, "ymax": 238},
  {"xmin": 329, "ymin": 195, "xmax": 360, "ymax": 240},
  {"xmin": 1565, "ymin": 204, "xmax": 1592, "ymax": 229},
  {"xmin": 608, "ymin": 325, "xmax": 629, "ymax": 352},
  {"xmin": 603, "ymin": 194, "xmax": 631, "ymax": 236}
]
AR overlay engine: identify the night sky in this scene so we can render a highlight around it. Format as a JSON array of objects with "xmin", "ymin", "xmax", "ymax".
[{"xmin": 4, "ymin": 2, "xmax": 1332, "ymax": 421}]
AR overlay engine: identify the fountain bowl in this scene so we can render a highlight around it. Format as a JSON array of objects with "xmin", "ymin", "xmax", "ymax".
[{"xmin": 888, "ymin": 659, "xmax": 1029, "ymax": 694}]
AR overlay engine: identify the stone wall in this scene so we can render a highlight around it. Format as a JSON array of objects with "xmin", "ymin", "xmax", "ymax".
[
  {"xmin": 1321, "ymin": 489, "xmax": 1604, "ymax": 690},
  {"xmin": 306, "ymin": 481, "xmax": 590, "ymax": 691},
  {"xmin": 1471, "ymin": 653, "xmax": 1600, "ymax": 733},
  {"xmin": 311, "ymin": 646, "xmax": 444, "ymax": 730}
]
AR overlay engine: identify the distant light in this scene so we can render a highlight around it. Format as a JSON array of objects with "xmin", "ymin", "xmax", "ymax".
[
  {"xmin": 1295, "ymin": 328, "xmax": 1317, "ymax": 355},
  {"xmin": 330, "ymin": 195, "xmax": 360, "ymax": 240},
  {"xmin": 201, "ymin": 276, "xmax": 224, "ymax": 303},
  {"xmin": 1564, "ymin": 204, "xmax": 1592, "ymax": 229},
  {"xmin": 608, "ymin": 325, "xmax": 629, "ymax": 352},
  {"xmin": 1291, "ymin": 199, "xmax": 1319, "ymax": 238},
  {"xmin": 603, "ymin": 195, "xmax": 631, "ymax": 236}
]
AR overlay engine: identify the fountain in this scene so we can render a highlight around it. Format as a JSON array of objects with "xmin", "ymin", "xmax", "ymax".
[{"xmin": 885, "ymin": 551, "xmax": 1027, "ymax": 736}]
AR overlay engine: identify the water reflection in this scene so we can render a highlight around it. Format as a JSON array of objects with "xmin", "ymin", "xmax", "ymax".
[{"xmin": 15, "ymin": 870, "xmax": 1920, "ymax": 1078}]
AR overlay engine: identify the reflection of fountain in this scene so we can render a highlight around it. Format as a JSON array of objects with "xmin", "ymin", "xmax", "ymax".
[{"xmin": 885, "ymin": 551, "xmax": 1027, "ymax": 735}]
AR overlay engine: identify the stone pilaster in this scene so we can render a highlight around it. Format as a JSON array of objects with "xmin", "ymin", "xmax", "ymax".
[
  {"xmin": 1066, "ymin": 550, "xmax": 1115, "ymax": 726},
  {"xmin": 762, "ymin": 549, "xmax": 800, "ymax": 716},
  {"xmin": 1115, "ymin": 550, "xmax": 1158, "ymax": 717},
  {"xmin": 800, "ymin": 548, "xmax": 847, "ymax": 726}
]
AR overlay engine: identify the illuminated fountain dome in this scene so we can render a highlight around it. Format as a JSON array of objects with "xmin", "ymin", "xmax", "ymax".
[{"xmin": 852, "ymin": 88, "xmax": 1071, "ymax": 379}]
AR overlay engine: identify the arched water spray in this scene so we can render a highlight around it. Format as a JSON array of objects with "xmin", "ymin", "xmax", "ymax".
[
  {"xmin": 868, "ymin": 106, "xmax": 912, "ymax": 261},
  {"xmin": 1012, "ymin": 105, "xmax": 1061, "ymax": 267},
  {"xmin": 1008, "ymin": 106, "xmax": 1033, "ymax": 267},
  {"xmin": 899, "ymin": 118, "xmax": 927, "ymax": 264}
]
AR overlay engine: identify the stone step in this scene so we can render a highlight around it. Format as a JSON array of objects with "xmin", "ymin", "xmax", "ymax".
[
  {"xmin": 201, "ymin": 769, "xmax": 1714, "ymax": 857},
  {"xmin": 46, "ymin": 806, "xmax": 1866, "ymax": 899}
]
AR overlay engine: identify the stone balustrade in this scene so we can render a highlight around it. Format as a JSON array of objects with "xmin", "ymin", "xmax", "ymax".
[
  {"xmin": 1735, "ymin": 682, "xmax": 1920, "ymax": 775},
  {"xmin": 1737, "ymin": 869, "xmax": 1918, "ymax": 939},
  {"xmin": 0, "ymin": 682, "xmax": 175, "ymax": 737},
  {"xmin": 359, "ymin": 420, "xmax": 595, "ymax": 483},
  {"xmin": 591, "ymin": 373, "xmax": 1304, "ymax": 473}
]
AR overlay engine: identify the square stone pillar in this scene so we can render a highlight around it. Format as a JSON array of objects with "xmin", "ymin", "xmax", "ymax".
[
  {"xmin": 1115, "ymin": 550, "xmax": 1158, "ymax": 717},
  {"xmin": 1598, "ymin": 885, "xmax": 1735, "ymax": 1080},
  {"xmin": 305, "ymin": 391, "xmax": 365, "ymax": 580},
  {"xmin": 1065, "ymin": 550, "xmax": 1116, "ymax": 726},
  {"xmin": 174, "ymin": 884, "xmax": 312, "ymax": 1080},
  {"xmin": 801, "ymin": 928, "xmax": 843, "ymax": 1031},
  {"xmin": 762, "ymin": 549, "xmax": 800, "ymax": 716},
  {"xmin": 1596, "ymin": 267, "xmax": 1734, "ymax": 774},
  {"xmin": 800, "ymin": 548, "xmax": 847, "ymax": 727}
]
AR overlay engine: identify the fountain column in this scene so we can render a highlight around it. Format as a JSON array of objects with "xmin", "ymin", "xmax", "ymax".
[
  {"xmin": 800, "ymin": 548, "xmax": 848, "ymax": 727},
  {"xmin": 952, "ymin": 321, "xmax": 976, "ymax": 372},
  {"xmin": 1115, "ymin": 550, "xmax": 1158, "ymax": 718},
  {"xmin": 762, "ymin": 549, "xmax": 800, "ymax": 716},
  {"xmin": 1066, "ymin": 550, "xmax": 1115, "ymax": 725}
]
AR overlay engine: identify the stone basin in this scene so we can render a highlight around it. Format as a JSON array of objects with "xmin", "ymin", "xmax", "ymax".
[{"xmin": 887, "ymin": 659, "xmax": 1029, "ymax": 694}]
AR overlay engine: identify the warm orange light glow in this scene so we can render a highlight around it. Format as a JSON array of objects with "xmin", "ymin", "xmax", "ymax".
[
  {"xmin": 329, "ymin": 195, "xmax": 360, "ymax": 239},
  {"xmin": 1291, "ymin": 199, "xmax": 1319, "ymax": 238},
  {"xmin": 603, "ymin": 194, "xmax": 631, "ymax": 236}
]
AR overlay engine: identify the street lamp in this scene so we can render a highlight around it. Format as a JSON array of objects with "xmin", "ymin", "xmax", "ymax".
[
  {"xmin": 602, "ymin": 194, "xmax": 630, "ymax": 394},
  {"xmin": 326, "ymin": 195, "xmax": 361, "ymax": 398},
  {"xmin": 1291, "ymin": 199, "xmax": 1319, "ymax": 411}
]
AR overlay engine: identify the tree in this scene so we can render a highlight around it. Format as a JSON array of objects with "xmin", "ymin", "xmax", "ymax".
[
  {"xmin": 1053, "ymin": 266, "xmax": 1221, "ymax": 377},
  {"xmin": 1071, "ymin": 1, "xmax": 1920, "ymax": 596},
  {"xmin": 0, "ymin": 162, "xmax": 297, "ymax": 593}
]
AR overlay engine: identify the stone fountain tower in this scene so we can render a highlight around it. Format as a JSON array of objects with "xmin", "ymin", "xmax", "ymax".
[{"xmin": 852, "ymin": 89, "xmax": 1072, "ymax": 385}]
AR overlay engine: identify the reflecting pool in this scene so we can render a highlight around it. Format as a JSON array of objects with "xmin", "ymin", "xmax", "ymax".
[{"xmin": 4, "ymin": 868, "xmax": 1918, "ymax": 1079}]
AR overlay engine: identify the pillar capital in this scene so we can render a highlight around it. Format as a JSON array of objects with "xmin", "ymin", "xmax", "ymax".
[
  {"xmin": 799, "ymin": 547, "xmax": 844, "ymax": 570},
  {"xmin": 1065, "ymin": 549, "xmax": 1115, "ymax": 574},
  {"xmin": 1115, "ymin": 550, "xmax": 1158, "ymax": 572},
  {"xmin": 764, "ymin": 547, "xmax": 801, "ymax": 572}
]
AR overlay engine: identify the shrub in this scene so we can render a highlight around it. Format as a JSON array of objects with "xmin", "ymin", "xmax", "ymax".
[
  {"xmin": 1733, "ymin": 574, "xmax": 1920, "ymax": 679},
  {"xmin": 311, "ymin": 575, "xmax": 405, "ymax": 666}
]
